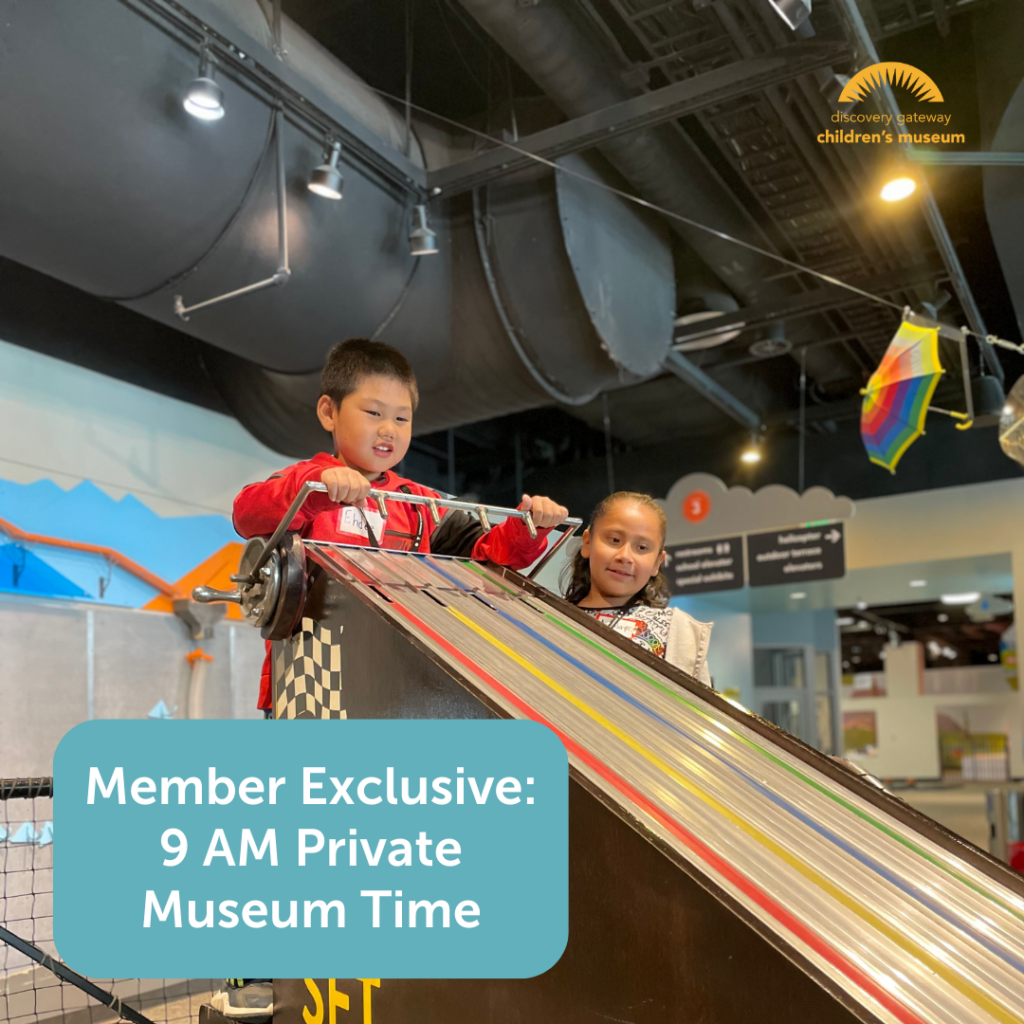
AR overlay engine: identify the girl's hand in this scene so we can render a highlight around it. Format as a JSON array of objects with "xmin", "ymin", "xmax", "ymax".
[
  {"xmin": 521, "ymin": 494, "xmax": 569, "ymax": 529},
  {"xmin": 320, "ymin": 467, "xmax": 372, "ymax": 506}
]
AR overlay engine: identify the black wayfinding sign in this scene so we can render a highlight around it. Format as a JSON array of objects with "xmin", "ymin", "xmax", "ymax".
[
  {"xmin": 747, "ymin": 523, "xmax": 845, "ymax": 588},
  {"xmin": 665, "ymin": 536, "xmax": 745, "ymax": 596}
]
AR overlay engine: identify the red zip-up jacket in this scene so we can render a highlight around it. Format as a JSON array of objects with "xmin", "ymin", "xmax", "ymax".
[{"xmin": 233, "ymin": 452, "xmax": 552, "ymax": 710}]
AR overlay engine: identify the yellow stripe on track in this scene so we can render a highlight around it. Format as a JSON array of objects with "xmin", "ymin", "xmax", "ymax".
[{"xmin": 445, "ymin": 605, "xmax": 1024, "ymax": 1024}]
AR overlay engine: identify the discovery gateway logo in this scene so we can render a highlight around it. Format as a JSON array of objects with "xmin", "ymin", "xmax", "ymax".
[{"xmin": 817, "ymin": 62, "xmax": 965, "ymax": 147}]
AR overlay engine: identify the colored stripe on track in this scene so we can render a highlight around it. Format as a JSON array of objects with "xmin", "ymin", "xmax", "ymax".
[
  {"xmin": 461, "ymin": 560, "xmax": 1024, "ymax": 929},
  {"xmin": 328, "ymin": 550, "xmax": 931, "ymax": 1024},
  {"xmin": 435, "ymin": 565, "xmax": 1024, "ymax": 978}
]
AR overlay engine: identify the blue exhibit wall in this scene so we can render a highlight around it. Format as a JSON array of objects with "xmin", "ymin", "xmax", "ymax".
[
  {"xmin": 0, "ymin": 478, "xmax": 240, "ymax": 604},
  {"xmin": 0, "ymin": 339, "xmax": 288, "ymax": 606}
]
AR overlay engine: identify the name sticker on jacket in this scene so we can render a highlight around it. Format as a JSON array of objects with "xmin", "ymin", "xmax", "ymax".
[{"xmin": 338, "ymin": 505, "xmax": 385, "ymax": 539}]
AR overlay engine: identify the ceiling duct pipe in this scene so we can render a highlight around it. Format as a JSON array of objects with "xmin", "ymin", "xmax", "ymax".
[
  {"xmin": 454, "ymin": 0, "xmax": 824, "ymax": 429},
  {"xmin": 454, "ymin": 0, "xmax": 787, "ymax": 307},
  {"xmin": 0, "ymin": 0, "xmax": 694, "ymax": 452}
]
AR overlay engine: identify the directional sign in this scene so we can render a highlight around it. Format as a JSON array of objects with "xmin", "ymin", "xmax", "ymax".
[
  {"xmin": 665, "ymin": 535, "xmax": 745, "ymax": 596},
  {"xmin": 747, "ymin": 523, "xmax": 845, "ymax": 588}
]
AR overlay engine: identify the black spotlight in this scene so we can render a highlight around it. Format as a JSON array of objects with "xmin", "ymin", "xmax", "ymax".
[
  {"xmin": 308, "ymin": 141, "xmax": 344, "ymax": 200},
  {"xmin": 971, "ymin": 374, "xmax": 1007, "ymax": 428}
]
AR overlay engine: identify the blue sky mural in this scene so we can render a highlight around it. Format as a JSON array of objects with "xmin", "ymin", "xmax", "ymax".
[{"xmin": 0, "ymin": 477, "xmax": 238, "ymax": 605}]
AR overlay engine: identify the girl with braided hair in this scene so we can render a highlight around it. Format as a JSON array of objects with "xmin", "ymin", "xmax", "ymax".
[{"xmin": 561, "ymin": 492, "xmax": 713, "ymax": 686}]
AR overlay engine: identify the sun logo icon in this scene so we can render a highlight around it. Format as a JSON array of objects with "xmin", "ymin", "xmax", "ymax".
[{"xmin": 838, "ymin": 62, "xmax": 944, "ymax": 104}]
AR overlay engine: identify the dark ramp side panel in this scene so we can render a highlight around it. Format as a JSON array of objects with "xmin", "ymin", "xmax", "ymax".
[{"xmin": 272, "ymin": 564, "xmax": 864, "ymax": 1024}]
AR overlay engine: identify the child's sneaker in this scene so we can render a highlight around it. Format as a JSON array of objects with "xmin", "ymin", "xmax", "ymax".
[{"xmin": 211, "ymin": 979, "xmax": 273, "ymax": 1021}]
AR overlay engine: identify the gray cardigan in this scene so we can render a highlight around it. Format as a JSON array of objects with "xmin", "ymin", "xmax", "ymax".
[{"xmin": 665, "ymin": 608, "xmax": 714, "ymax": 687}]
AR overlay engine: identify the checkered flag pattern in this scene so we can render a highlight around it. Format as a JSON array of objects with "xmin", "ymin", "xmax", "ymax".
[{"xmin": 274, "ymin": 617, "xmax": 345, "ymax": 720}]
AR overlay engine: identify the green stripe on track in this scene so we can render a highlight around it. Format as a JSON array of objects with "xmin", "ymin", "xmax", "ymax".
[{"xmin": 462, "ymin": 561, "xmax": 1024, "ymax": 924}]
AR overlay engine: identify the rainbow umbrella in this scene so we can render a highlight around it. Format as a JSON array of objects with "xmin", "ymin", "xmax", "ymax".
[{"xmin": 860, "ymin": 320, "xmax": 944, "ymax": 473}]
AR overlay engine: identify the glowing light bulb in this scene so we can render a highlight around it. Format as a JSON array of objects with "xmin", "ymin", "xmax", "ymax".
[{"xmin": 880, "ymin": 176, "xmax": 916, "ymax": 202}]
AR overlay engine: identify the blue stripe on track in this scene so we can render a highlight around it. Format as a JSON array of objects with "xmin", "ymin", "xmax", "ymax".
[{"xmin": 422, "ymin": 555, "xmax": 1024, "ymax": 975}]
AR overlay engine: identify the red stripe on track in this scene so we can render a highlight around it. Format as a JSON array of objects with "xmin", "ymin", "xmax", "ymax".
[{"xmin": 330, "ymin": 553, "xmax": 928, "ymax": 1024}]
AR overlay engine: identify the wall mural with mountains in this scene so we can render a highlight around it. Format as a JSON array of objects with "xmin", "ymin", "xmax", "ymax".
[{"xmin": 0, "ymin": 476, "xmax": 243, "ymax": 618}]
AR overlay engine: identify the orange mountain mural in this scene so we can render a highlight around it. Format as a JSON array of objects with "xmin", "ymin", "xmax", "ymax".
[{"xmin": 144, "ymin": 542, "xmax": 245, "ymax": 621}]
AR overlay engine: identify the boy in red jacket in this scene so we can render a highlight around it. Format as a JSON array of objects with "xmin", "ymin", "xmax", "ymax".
[{"xmin": 233, "ymin": 338, "xmax": 569, "ymax": 716}]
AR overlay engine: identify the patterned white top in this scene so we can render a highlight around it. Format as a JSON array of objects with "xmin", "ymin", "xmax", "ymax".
[
  {"xmin": 579, "ymin": 603, "xmax": 713, "ymax": 686},
  {"xmin": 580, "ymin": 604, "xmax": 674, "ymax": 660}
]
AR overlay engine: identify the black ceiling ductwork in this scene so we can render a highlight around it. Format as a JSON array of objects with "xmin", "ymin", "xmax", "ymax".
[
  {"xmin": 452, "ymin": 0, "xmax": 864, "ymax": 429},
  {"xmin": 0, "ymin": 0, "xmax": 695, "ymax": 453},
  {"xmin": 449, "ymin": 0, "xmax": 977, "ymax": 425},
  {"xmin": 453, "ymin": 0, "xmax": 783, "ymax": 304},
  {"xmin": 2, "ymin": 0, "xmax": 1010, "ymax": 477},
  {"xmin": 0, "ymin": 0, "xmax": 426, "ymax": 372},
  {"xmin": 426, "ymin": 38, "xmax": 852, "ymax": 197},
  {"xmin": 474, "ymin": 151, "xmax": 676, "ymax": 405}
]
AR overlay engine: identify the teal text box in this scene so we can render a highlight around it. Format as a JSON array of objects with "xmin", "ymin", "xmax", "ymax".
[{"xmin": 54, "ymin": 719, "xmax": 567, "ymax": 978}]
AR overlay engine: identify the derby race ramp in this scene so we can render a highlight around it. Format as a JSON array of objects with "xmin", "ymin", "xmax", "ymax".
[{"xmin": 269, "ymin": 542, "xmax": 1024, "ymax": 1024}]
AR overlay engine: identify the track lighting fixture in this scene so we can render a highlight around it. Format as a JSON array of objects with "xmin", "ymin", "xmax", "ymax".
[
  {"xmin": 184, "ymin": 46, "xmax": 225, "ymax": 121},
  {"xmin": 408, "ymin": 204, "xmax": 438, "ymax": 256},
  {"xmin": 739, "ymin": 430, "xmax": 764, "ymax": 465},
  {"xmin": 308, "ymin": 141, "xmax": 344, "ymax": 200}
]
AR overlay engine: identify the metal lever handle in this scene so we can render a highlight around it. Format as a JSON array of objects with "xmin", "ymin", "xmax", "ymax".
[
  {"xmin": 193, "ymin": 586, "xmax": 244, "ymax": 605},
  {"xmin": 526, "ymin": 522, "xmax": 581, "ymax": 580},
  {"xmin": 521, "ymin": 510, "xmax": 537, "ymax": 540}
]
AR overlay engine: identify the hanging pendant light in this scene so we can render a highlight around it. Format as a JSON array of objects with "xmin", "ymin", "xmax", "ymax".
[
  {"xmin": 184, "ymin": 46, "xmax": 225, "ymax": 121},
  {"xmin": 308, "ymin": 141, "xmax": 344, "ymax": 200},
  {"xmin": 408, "ymin": 204, "xmax": 438, "ymax": 256}
]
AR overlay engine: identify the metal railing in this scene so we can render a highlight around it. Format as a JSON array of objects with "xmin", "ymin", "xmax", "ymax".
[{"xmin": 240, "ymin": 481, "xmax": 582, "ymax": 584}]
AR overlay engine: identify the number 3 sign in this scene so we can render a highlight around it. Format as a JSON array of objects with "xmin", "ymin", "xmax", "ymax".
[{"xmin": 682, "ymin": 490, "xmax": 710, "ymax": 523}]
